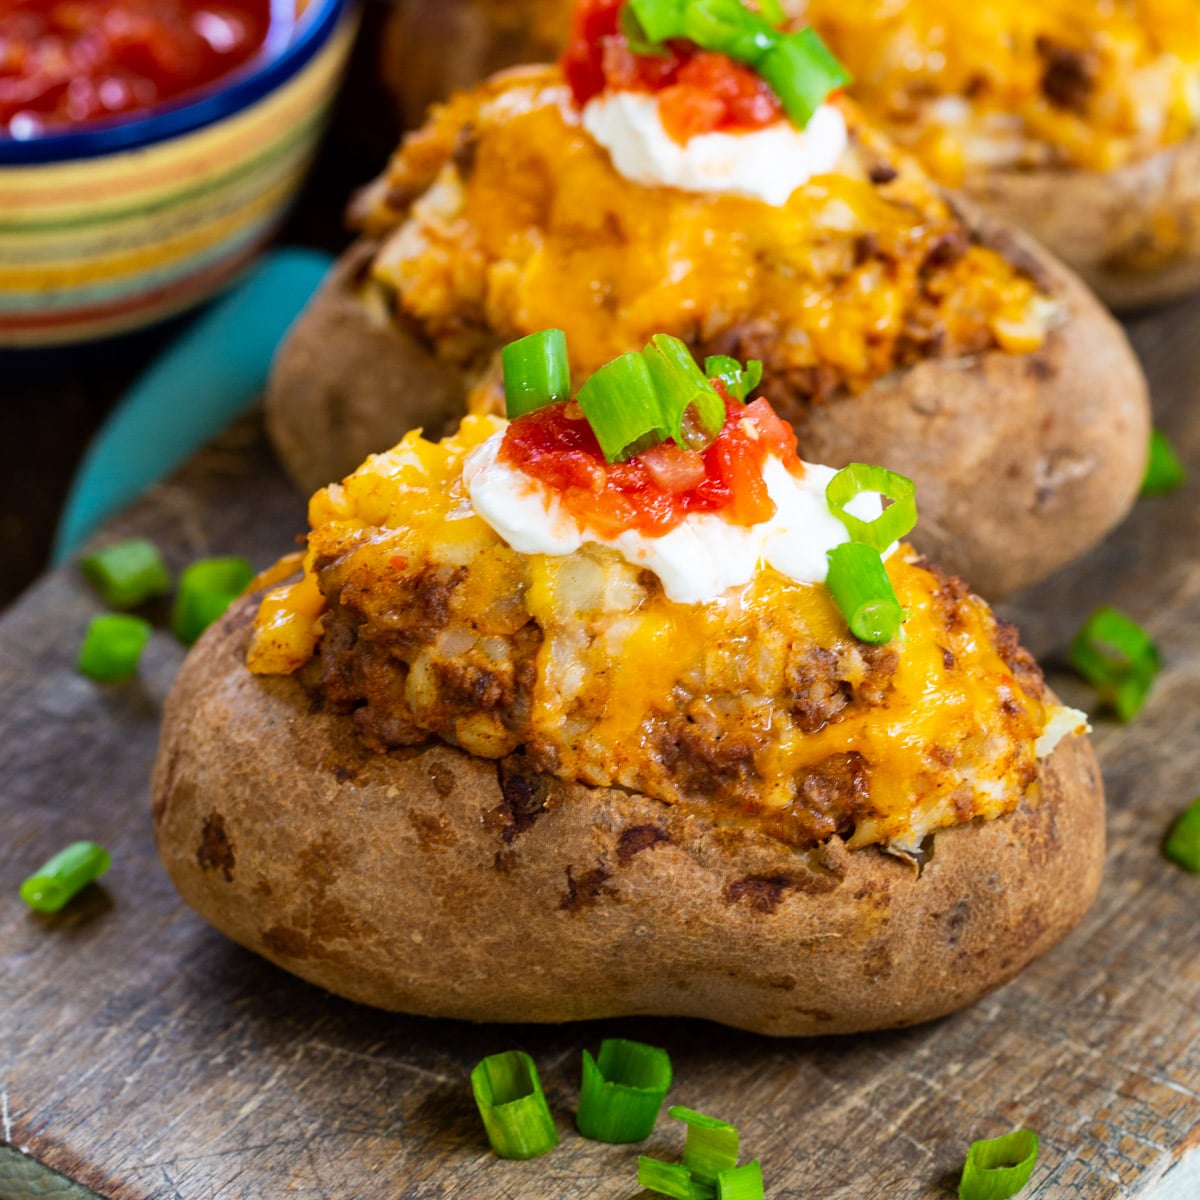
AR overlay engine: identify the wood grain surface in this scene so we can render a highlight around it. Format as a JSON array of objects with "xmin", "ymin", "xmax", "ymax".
[{"xmin": 3, "ymin": 296, "xmax": 1200, "ymax": 1199}]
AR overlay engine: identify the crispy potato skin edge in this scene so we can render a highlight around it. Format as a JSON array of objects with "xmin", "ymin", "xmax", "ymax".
[
  {"xmin": 964, "ymin": 136, "xmax": 1200, "ymax": 312},
  {"xmin": 151, "ymin": 596, "xmax": 1106, "ymax": 1037}
]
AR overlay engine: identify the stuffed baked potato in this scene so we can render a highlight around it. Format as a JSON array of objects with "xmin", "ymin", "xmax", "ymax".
[
  {"xmin": 380, "ymin": 0, "xmax": 1200, "ymax": 309},
  {"xmin": 268, "ymin": 7, "xmax": 1149, "ymax": 600},
  {"xmin": 157, "ymin": 342, "xmax": 1105, "ymax": 1036}
]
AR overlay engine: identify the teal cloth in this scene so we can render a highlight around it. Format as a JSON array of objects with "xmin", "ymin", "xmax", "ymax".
[{"xmin": 52, "ymin": 248, "xmax": 332, "ymax": 563}]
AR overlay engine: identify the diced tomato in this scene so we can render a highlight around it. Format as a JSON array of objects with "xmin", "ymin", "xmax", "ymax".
[
  {"xmin": 499, "ymin": 384, "xmax": 792, "ymax": 538},
  {"xmin": 559, "ymin": 0, "xmax": 783, "ymax": 139}
]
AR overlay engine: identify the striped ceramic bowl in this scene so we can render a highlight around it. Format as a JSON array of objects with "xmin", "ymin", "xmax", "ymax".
[{"xmin": 0, "ymin": 0, "xmax": 357, "ymax": 349}]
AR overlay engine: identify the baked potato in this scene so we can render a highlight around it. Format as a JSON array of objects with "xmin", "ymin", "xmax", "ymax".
[
  {"xmin": 379, "ymin": 0, "xmax": 1200, "ymax": 310},
  {"xmin": 156, "ymin": 362, "xmax": 1105, "ymax": 1036},
  {"xmin": 267, "ymin": 48, "xmax": 1149, "ymax": 600}
]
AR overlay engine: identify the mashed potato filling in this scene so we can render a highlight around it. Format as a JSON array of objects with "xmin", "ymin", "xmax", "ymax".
[
  {"xmin": 247, "ymin": 417, "xmax": 1076, "ymax": 854},
  {"xmin": 354, "ymin": 70, "xmax": 1047, "ymax": 416},
  {"xmin": 797, "ymin": 0, "xmax": 1200, "ymax": 178}
]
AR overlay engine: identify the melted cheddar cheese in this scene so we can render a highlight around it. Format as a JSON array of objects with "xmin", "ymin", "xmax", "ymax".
[
  {"xmin": 355, "ymin": 68, "xmax": 1046, "ymax": 412},
  {"xmin": 797, "ymin": 0, "xmax": 1200, "ymax": 177},
  {"xmin": 249, "ymin": 418, "xmax": 1058, "ymax": 854}
]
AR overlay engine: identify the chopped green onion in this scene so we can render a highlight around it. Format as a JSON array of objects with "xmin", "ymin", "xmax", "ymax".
[
  {"xmin": 670, "ymin": 1106, "xmax": 739, "ymax": 1185},
  {"xmin": 80, "ymin": 538, "xmax": 171, "ymax": 609},
  {"xmin": 1164, "ymin": 797, "xmax": 1200, "ymax": 872},
  {"xmin": 577, "ymin": 351, "xmax": 663, "ymax": 462},
  {"xmin": 644, "ymin": 334, "xmax": 725, "ymax": 452},
  {"xmin": 1069, "ymin": 606, "xmax": 1160, "ymax": 722},
  {"xmin": 717, "ymin": 1160, "xmax": 764, "ymax": 1200},
  {"xmin": 704, "ymin": 355, "xmax": 763, "ymax": 402},
  {"xmin": 626, "ymin": 0, "xmax": 849, "ymax": 128},
  {"xmin": 172, "ymin": 557, "xmax": 255, "ymax": 646},
  {"xmin": 755, "ymin": 0, "xmax": 784, "ymax": 24},
  {"xmin": 1141, "ymin": 429, "xmax": 1186, "ymax": 496},
  {"xmin": 471, "ymin": 1050, "xmax": 558, "ymax": 1160},
  {"xmin": 502, "ymin": 328, "xmax": 571, "ymax": 419},
  {"xmin": 577, "ymin": 1038, "xmax": 672, "ymax": 1143},
  {"xmin": 825, "ymin": 542, "xmax": 905, "ymax": 645},
  {"xmin": 826, "ymin": 463, "xmax": 918, "ymax": 551},
  {"xmin": 620, "ymin": 2, "xmax": 672, "ymax": 55},
  {"xmin": 20, "ymin": 841, "xmax": 111, "ymax": 913},
  {"xmin": 77, "ymin": 613, "xmax": 152, "ymax": 682},
  {"xmin": 958, "ymin": 1130, "xmax": 1038, "ymax": 1200},
  {"xmin": 638, "ymin": 1157, "xmax": 715, "ymax": 1200},
  {"xmin": 576, "ymin": 337, "xmax": 723, "ymax": 462}
]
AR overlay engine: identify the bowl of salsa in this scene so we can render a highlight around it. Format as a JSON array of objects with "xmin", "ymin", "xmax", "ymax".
[{"xmin": 0, "ymin": 0, "xmax": 356, "ymax": 348}]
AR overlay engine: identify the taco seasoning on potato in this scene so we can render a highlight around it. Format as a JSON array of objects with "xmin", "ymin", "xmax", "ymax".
[
  {"xmin": 155, "ymin": 337, "xmax": 1105, "ymax": 1036},
  {"xmin": 268, "ymin": 0, "xmax": 1149, "ymax": 600}
]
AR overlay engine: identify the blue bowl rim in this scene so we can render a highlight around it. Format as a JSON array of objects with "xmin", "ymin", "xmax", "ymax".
[{"xmin": 0, "ymin": 0, "xmax": 353, "ymax": 167}]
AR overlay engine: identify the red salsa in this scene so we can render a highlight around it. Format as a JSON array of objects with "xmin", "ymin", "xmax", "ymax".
[
  {"xmin": 561, "ymin": 0, "xmax": 783, "ymax": 142},
  {"xmin": 500, "ymin": 389, "xmax": 803, "ymax": 538},
  {"xmin": 0, "ymin": 0, "xmax": 279, "ymax": 136}
]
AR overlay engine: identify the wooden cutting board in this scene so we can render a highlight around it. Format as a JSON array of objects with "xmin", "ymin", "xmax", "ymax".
[{"xmin": 3, "ymin": 296, "xmax": 1200, "ymax": 1200}]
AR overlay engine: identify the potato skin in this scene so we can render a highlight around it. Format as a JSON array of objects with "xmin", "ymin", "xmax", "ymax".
[
  {"xmin": 152, "ymin": 596, "xmax": 1105, "ymax": 1036},
  {"xmin": 265, "ymin": 204, "xmax": 1149, "ymax": 599},
  {"xmin": 962, "ymin": 137, "xmax": 1200, "ymax": 313}
]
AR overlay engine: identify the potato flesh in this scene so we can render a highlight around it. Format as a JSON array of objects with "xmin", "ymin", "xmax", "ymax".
[
  {"xmin": 249, "ymin": 418, "xmax": 1051, "ymax": 853},
  {"xmin": 353, "ymin": 71, "xmax": 1046, "ymax": 414}
]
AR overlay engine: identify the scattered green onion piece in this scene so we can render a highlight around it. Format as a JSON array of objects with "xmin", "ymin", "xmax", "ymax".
[
  {"xmin": 629, "ymin": 0, "xmax": 687, "ymax": 43},
  {"xmin": 172, "ymin": 556, "xmax": 255, "ymax": 646},
  {"xmin": 826, "ymin": 463, "xmax": 917, "ymax": 551},
  {"xmin": 704, "ymin": 355, "xmax": 763, "ymax": 402},
  {"xmin": 1068, "ymin": 606, "xmax": 1161, "ymax": 722},
  {"xmin": 77, "ymin": 613, "xmax": 152, "ymax": 682},
  {"xmin": 670, "ymin": 1105, "xmax": 739, "ymax": 1185},
  {"xmin": 958, "ymin": 1129, "xmax": 1039, "ymax": 1200},
  {"xmin": 638, "ymin": 1157, "xmax": 715, "ymax": 1200},
  {"xmin": 620, "ymin": 3, "xmax": 672, "ymax": 55},
  {"xmin": 644, "ymin": 334, "xmax": 725, "ymax": 452},
  {"xmin": 576, "ymin": 351, "xmax": 663, "ymax": 462},
  {"xmin": 681, "ymin": 0, "xmax": 778, "ymax": 65},
  {"xmin": 502, "ymin": 328, "xmax": 571, "ymax": 419},
  {"xmin": 1163, "ymin": 797, "xmax": 1200, "ymax": 872},
  {"xmin": 471, "ymin": 1050, "xmax": 558, "ymax": 1160},
  {"xmin": 577, "ymin": 1038, "xmax": 672, "ymax": 1143},
  {"xmin": 757, "ymin": 27, "xmax": 851, "ymax": 127},
  {"xmin": 1141, "ymin": 428, "xmax": 1186, "ymax": 496},
  {"xmin": 20, "ymin": 841, "xmax": 111, "ymax": 913},
  {"xmin": 80, "ymin": 538, "xmax": 171, "ymax": 609},
  {"xmin": 717, "ymin": 1160, "xmax": 764, "ymax": 1200},
  {"xmin": 825, "ymin": 542, "xmax": 904, "ymax": 645}
]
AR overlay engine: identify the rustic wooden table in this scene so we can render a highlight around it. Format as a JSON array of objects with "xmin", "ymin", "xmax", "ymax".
[{"xmin": 2, "ymin": 294, "xmax": 1200, "ymax": 1199}]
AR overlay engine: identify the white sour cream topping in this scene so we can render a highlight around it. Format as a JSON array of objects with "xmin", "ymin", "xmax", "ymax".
[
  {"xmin": 1036, "ymin": 705, "xmax": 1090, "ymax": 760},
  {"xmin": 581, "ymin": 91, "xmax": 848, "ymax": 206},
  {"xmin": 464, "ymin": 430, "xmax": 889, "ymax": 605}
]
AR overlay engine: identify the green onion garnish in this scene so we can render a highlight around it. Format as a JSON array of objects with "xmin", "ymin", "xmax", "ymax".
[
  {"xmin": 1141, "ymin": 429, "xmax": 1186, "ymax": 496},
  {"xmin": 670, "ymin": 1105, "xmax": 739, "ymax": 1184},
  {"xmin": 637, "ymin": 1157, "xmax": 714, "ymax": 1200},
  {"xmin": 717, "ymin": 1160, "xmax": 764, "ymax": 1200},
  {"xmin": 1164, "ymin": 797, "xmax": 1200, "ymax": 873},
  {"xmin": 704, "ymin": 355, "xmax": 763, "ymax": 402},
  {"xmin": 77, "ymin": 613, "xmax": 152, "ymax": 682},
  {"xmin": 826, "ymin": 463, "xmax": 917, "ymax": 551},
  {"xmin": 644, "ymin": 334, "xmax": 725, "ymax": 452},
  {"xmin": 1069, "ymin": 606, "xmax": 1161, "ymax": 722},
  {"xmin": 471, "ymin": 1050, "xmax": 559, "ymax": 1160},
  {"xmin": 172, "ymin": 556, "xmax": 255, "ymax": 646},
  {"xmin": 575, "ymin": 335, "xmax": 723, "ymax": 462},
  {"xmin": 503, "ymin": 328, "xmax": 571, "ymax": 419},
  {"xmin": 958, "ymin": 1129, "xmax": 1038, "ymax": 1200},
  {"xmin": 20, "ymin": 841, "xmax": 111, "ymax": 913},
  {"xmin": 627, "ymin": 0, "xmax": 850, "ymax": 128},
  {"xmin": 825, "ymin": 542, "xmax": 905, "ymax": 645},
  {"xmin": 577, "ymin": 1038, "xmax": 672, "ymax": 1143},
  {"xmin": 80, "ymin": 538, "xmax": 171, "ymax": 609}
]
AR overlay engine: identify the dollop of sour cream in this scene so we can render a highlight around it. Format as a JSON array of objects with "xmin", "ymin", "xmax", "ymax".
[
  {"xmin": 581, "ymin": 91, "xmax": 848, "ymax": 206},
  {"xmin": 464, "ymin": 430, "xmax": 887, "ymax": 605}
]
